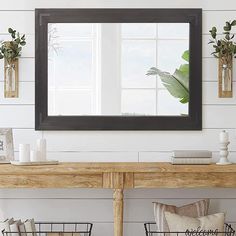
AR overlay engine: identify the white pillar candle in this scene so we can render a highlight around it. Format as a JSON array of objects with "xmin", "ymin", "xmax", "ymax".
[
  {"xmin": 19, "ymin": 144, "xmax": 30, "ymax": 162},
  {"xmin": 220, "ymin": 130, "xmax": 229, "ymax": 143},
  {"xmin": 30, "ymin": 150, "xmax": 40, "ymax": 162},
  {"xmin": 36, "ymin": 139, "xmax": 47, "ymax": 161}
]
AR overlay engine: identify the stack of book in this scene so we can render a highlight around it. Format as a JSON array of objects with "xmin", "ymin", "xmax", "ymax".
[
  {"xmin": 0, "ymin": 218, "xmax": 36, "ymax": 236},
  {"xmin": 171, "ymin": 150, "xmax": 212, "ymax": 165}
]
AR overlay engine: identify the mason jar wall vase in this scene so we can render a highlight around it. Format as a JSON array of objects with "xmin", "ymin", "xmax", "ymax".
[
  {"xmin": 4, "ymin": 59, "xmax": 19, "ymax": 98},
  {"xmin": 218, "ymin": 55, "xmax": 233, "ymax": 98}
]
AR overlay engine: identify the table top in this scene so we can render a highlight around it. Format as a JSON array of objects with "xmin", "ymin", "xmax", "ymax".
[
  {"xmin": 0, "ymin": 162, "xmax": 236, "ymax": 188},
  {"xmin": 0, "ymin": 162, "xmax": 235, "ymax": 175}
]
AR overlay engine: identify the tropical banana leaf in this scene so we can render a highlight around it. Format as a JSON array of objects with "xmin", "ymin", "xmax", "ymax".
[
  {"xmin": 146, "ymin": 50, "xmax": 189, "ymax": 104},
  {"xmin": 173, "ymin": 68, "xmax": 189, "ymax": 90},
  {"xmin": 179, "ymin": 64, "xmax": 189, "ymax": 77},
  {"xmin": 146, "ymin": 68, "xmax": 189, "ymax": 104},
  {"xmin": 179, "ymin": 50, "xmax": 189, "ymax": 78},
  {"xmin": 182, "ymin": 50, "xmax": 189, "ymax": 62}
]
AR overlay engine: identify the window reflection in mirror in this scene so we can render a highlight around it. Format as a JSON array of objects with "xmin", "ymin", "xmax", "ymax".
[{"xmin": 48, "ymin": 23, "xmax": 189, "ymax": 116}]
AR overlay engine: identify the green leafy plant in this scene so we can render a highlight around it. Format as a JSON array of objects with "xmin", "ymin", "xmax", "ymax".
[
  {"xmin": 146, "ymin": 50, "xmax": 189, "ymax": 104},
  {"xmin": 0, "ymin": 28, "xmax": 26, "ymax": 64},
  {"xmin": 209, "ymin": 20, "xmax": 236, "ymax": 59}
]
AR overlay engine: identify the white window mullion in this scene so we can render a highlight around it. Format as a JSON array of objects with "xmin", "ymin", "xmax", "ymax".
[{"xmin": 100, "ymin": 23, "xmax": 122, "ymax": 115}]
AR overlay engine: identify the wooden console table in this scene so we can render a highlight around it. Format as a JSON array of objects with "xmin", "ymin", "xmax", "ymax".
[{"xmin": 0, "ymin": 162, "xmax": 236, "ymax": 236}]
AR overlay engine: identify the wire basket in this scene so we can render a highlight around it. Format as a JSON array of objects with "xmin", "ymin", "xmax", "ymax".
[
  {"xmin": 144, "ymin": 222, "xmax": 235, "ymax": 236},
  {"xmin": 2, "ymin": 222, "xmax": 93, "ymax": 236}
]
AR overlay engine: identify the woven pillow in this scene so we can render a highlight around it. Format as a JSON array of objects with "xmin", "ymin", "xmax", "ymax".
[
  {"xmin": 165, "ymin": 212, "xmax": 225, "ymax": 236},
  {"xmin": 153, "ymin": 199, "xmax": 210, "ymax": 232}
]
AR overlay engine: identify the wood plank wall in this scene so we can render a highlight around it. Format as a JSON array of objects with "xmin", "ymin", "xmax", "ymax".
[{"xmin": 0, "ymin": 0, "xmax": 236, "ymax": 235}]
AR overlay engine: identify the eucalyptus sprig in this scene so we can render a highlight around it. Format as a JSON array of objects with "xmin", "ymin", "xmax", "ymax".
[
  {"xmin": 0, "ymin": 28, "xmax": 26, "ymax": 64},
  {"xmin": 209, "ymin": 20, "xmax": 236, "ymax": 60}
]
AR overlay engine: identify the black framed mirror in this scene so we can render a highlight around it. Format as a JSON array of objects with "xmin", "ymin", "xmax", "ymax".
[{"xmin": 35, "ymin": 8, "xmax": 202, "ymax": 130}]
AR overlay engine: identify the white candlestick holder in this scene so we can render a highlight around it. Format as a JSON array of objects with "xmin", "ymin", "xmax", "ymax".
[
  {"xmin": 216, "ymin": 141, "xmax": 232, "ymax": 165},
  {"xmin": 36, "ymin": 139, "xmax": 47, "ymax": 161}
]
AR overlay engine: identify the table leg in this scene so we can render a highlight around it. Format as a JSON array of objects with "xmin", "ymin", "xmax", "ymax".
[{"xmin": 113, "ymin": 188, "xmax": 124, "ymax": 236}]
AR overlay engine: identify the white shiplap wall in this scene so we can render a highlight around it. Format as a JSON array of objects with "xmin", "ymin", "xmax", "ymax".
[{"xmin": 1, "ymin": 0, "xmax": 236, "ymax": 235}]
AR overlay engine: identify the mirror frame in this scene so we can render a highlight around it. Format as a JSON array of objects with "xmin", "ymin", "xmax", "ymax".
[{"xmin": 35, "ymin": 8, "xmax": 202, "ymax": 130}]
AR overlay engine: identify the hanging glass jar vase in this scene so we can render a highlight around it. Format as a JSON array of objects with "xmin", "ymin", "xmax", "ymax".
[
  {"xmin": 4, "ymin": 58, "xmax": 19, "ymax": 98},
  {"xmin": 219, "ymin": 55, "xmax": 233, "ymax": 98}
]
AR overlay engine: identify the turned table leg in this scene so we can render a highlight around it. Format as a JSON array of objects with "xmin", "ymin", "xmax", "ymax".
[{"xmin": 113, "ymin": 188, "xmax": 124, "ymax": 236}]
